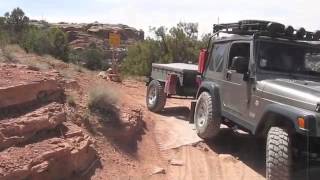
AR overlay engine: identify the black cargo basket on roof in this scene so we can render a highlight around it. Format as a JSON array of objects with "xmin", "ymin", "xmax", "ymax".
[
  {"xmin": 213, "ymin": 20, "xmax": 271, "ymax": 34},
  {"xmin": 213, "ymin": 20, "xmax": 320, "ymax": 41}
]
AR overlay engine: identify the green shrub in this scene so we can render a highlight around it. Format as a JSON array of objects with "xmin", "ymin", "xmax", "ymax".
[
  {"xmin": 0, "ymin": 17, "xmax": 5, "ymax": 27},
  {"xmin": 68, "ymin": 49, "xmax": 82, "ymax": 64},
  {"xmin": 1, "ymin": 7, "xmax": 71, "ymax": 63},
  {"xmin": 122, "ymin": 22, "xmax": 210, "ymax": 76},
  {"xmin": 83, "ymin": 48, "xmax": 103, "ymax": 70},
  {"xmin": 4, "ymin": 8, "xmax": 30, "ymax": 43},
  {"xmin": 0, "ymin": 30, "xmax": 9, "ymax": 48},
  {"xmin": 20, "ymin": 26, "xmax": 69, "ymax": 61},
  {"xmin": 69, "ymin": 45, "xmax": 108, "ymax": 70},
  {"xmin": 48, "ymin": 28, "xmax": 69, "ymax": 61},
  {"xmin": 4, "ymin": 8, "xmax": 29, "ymax": 34},
  {"xmin": 20, "ymin": 26, "xmax": 51, "ymax": 54},
  {"xmin": 121, "ymin": 39, "xmax": 162, "ymax": 76}
]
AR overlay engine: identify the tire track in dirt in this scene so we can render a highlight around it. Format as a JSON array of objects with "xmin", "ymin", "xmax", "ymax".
[
  {"xmin": 153, "ymin": 115, "xmax": 202, "ymax": 151},
  {"xmin": 166, "ymin": 143, "xmax": 265, "ymax": 180}
]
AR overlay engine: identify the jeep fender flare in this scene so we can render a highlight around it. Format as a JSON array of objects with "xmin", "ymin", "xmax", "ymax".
[
  {"xmin": 196, "ymin": 81, "xmax": 222, "ymax": 113},
  {"xmin": 254, "ymin": 103, "xmax": 317, "ymax": 136}
]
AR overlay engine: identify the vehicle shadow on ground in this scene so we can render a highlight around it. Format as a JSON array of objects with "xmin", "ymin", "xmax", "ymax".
[
  {"xmin": 205, "ymin": 128, "xmax": 266, "ymax": 178},
  {"xmin": 205, "ymin": 128, "xmax": 320, "ymax": 180},
  {"xmin": 160, "ymin": 106, "xmax": 191, "ymax": 121}
]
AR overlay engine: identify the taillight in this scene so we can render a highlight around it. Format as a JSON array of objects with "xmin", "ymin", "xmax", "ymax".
[{"xmin": 198, "ymin": 49, "xmax": 208, "ymax": 74}]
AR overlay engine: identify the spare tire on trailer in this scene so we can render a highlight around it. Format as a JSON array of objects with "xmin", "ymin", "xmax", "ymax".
[{"xmin": 146, "ymin": 80, "xmax": 167, "ymax": 113}]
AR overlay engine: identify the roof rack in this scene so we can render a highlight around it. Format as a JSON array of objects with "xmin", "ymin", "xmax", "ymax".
[{"xmin": 213, "ymin": 20, "xmax": 320, "ymax": 41}]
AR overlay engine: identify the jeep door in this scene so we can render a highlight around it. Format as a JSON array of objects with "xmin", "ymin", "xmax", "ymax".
[
  {"xmin": 203, "ymin": 42, "xmax": 229, "ymax": 102},
  {"xmin": 221, "ymin": 41, "xmax": 252, "ymax": 125}
]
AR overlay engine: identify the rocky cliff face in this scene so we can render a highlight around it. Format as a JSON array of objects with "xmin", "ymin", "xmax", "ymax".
[
  {"xmin": 52, "ymin": 22, "xmax": 144, "ymax": 50},
  {"xmin": 28, "ymin": 21, "xmax": 144, "ymax": 65}
]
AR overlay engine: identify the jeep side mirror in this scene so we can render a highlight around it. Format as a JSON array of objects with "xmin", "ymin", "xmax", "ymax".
[{"xmin": 231, "ymin": 56, "xmax": 249, "ymax": 74}]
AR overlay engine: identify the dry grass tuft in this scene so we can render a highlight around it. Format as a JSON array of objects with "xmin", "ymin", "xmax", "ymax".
[
  {"xmin": 66, "ymin": 94, "xmax": 77, "ymax": 107},
  {"xmin": 88, "ymin": 85, "xmax": 119, "ymax": 116},
  {"xmin": 88, "ymin": 85, "xmax": 121, "ymax": 125},
  {"xmin": 1, "ymin": 46, "xmax": 18, "ymax": 63}
]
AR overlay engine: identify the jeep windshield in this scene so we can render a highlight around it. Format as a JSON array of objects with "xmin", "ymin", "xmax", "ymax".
[{"xmin": 257, "ymin": 41, "xmax": 320, "ymax": 76}]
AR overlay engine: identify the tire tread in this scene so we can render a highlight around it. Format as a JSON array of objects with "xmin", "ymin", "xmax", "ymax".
[
  {"xmin": 266, "ymin": 127, "xmax": 291, "ymax": 180},
  {"xmin": 146, "ymin": 80, "xmax": 166, "ymax": 112},
  {"xmin": 195, "ymin": 92, "xmax": 221, "ymax": 139}
]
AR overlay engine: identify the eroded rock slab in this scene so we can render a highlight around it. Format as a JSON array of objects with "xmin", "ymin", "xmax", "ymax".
[
  {"xmin": 0, "ymin": 103, "xmax": 66, "ymax": 150},
  {"xmin": 0, "ymin": 64, "xmax": 63, "ymax": 109},
  {"xmin": 0, "ymin": 123, "xmax": 96, "ymax": 180},
  {"xmin": 112, "ymin": 107, "xmax": 144, "ymax": 143},
  {"xmin": 0, "ymin": 63, "xmax": 98, "ymax": 180}
]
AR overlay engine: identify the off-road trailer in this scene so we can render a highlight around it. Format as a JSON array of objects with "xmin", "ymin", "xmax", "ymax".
[{"xmin": 146, "ymin": 63, "xmax": 199, "ymax": 112}]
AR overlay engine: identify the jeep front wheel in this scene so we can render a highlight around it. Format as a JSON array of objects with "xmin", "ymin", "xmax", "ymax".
[
  {"xmin": 194, "ymin": 91, "xmax": 221, "ymax": 139},
  {"xmin": 266, "ymin": 126, "xmax": 292, "ymax": 180},
  {"xmin": 146, "ymin": 80, "xmax": 167, "ymax": 113}
]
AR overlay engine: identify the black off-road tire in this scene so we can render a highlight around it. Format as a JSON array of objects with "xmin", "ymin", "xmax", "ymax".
[
  {"xmin": 146, "ymin": 80, "xmax": 167, "ymax": 113},
  {"xmin": 266, "ymin": 126, "xmax": 292, "ymax": 180},
  {"xmin": 194, "ymin": 91, "xmax": 221, "ymax": 139}
]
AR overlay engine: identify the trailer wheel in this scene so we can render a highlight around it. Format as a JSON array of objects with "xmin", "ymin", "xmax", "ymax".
[
  {"xmin": 146, "ymin": 80, "xmax": 167, "ymax": 112},
  {"xmin": 266, "ymin": 126, "xmax": 292, "ymax": 180},
  {"xmin": 194, "ymin": 91, "xmax": 221, "ymax": 139}
]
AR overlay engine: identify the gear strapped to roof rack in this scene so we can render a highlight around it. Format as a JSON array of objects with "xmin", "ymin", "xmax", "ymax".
[{"xmin": 213, "ymin": 20, "xmax": 320, "ymax": 41}]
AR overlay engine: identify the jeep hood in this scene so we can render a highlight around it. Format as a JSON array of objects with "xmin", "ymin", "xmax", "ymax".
[{"xmin": 258, "ymin": 79, "xmax": 320, "ymax": 111}]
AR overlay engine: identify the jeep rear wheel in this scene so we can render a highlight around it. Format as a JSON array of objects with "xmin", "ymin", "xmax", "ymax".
[
  {"xmin": 146, "ymin": 80, "xmax": 166, "ymax": 113},
  {"xmin": 266, "ymin": 127, "xmax": 292, "ymax": 180},
  {"xmin": 194, "ymin": 91, "xmax": 221, "ymax": 139}
]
